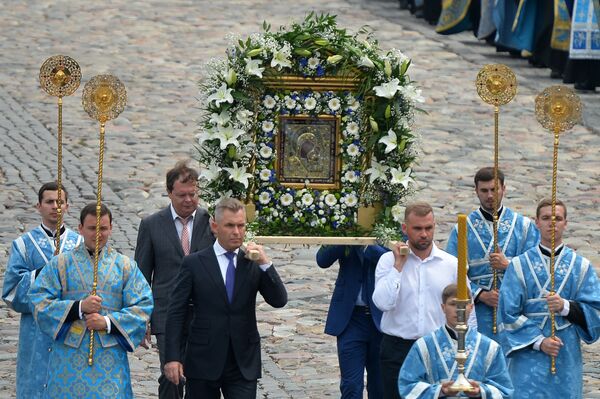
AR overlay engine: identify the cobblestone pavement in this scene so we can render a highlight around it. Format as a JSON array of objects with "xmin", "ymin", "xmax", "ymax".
[{"xmin": 0, "ymin": 0, "xmax": 599, "ymax": 397}]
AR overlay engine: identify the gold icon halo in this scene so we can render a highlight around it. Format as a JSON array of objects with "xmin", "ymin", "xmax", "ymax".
[
  {"xmin": 39, "ymin": 55, "xmax": 81, "ymax": 97},
  {"xmin": 535, "ymin": 85, "xmax": 581, "ymax": 133},
  {"xmin": 82, "ymin": 75, "xmax": 127, "ymax": 122},
  {"xmin": 475, "ymin": 64, "xmax": 517, "ymax": 106}
]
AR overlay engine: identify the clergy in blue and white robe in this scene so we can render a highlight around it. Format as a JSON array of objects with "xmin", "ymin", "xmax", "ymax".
[
  {"xmin": 2, "ymin": 225, "xmax": 82, "ymax": 399},
  {"xmin": 447, "ymin": 206, "xmax": 539, "ymax": 338},
  {"xmin": 399, "ymin": 326, "xmax": 513, "ymax": 398},
  {"xmin": 29, "ymin": 241, "xmax": 153, "ymax": 399},
  {"xmin": 498, "ymin": 244, "xmax": 600, "ymax": 398}
]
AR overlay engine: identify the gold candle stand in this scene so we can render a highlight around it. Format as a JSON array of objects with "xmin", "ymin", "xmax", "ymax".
[
  {"xmin": 450, "ymin": 298, "xmax": 473, "ymax": 393},
  {"xmin": 535, "ymin": 85, "xmax": 581, "ymax": 375},
  {"xmin": 82, "ymin": 74, "xmax": 127, "ymax": 366},
  {"xmin": 39, "ymin": 55, "xmax": 81, "ymax": 254},
  {"xmin": 475, "ymin": 64, "xmax": 517, "ymax": 334}
]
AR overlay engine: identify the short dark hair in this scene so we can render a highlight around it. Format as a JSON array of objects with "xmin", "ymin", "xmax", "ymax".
[
  {"xmin": 38, "ymin": 182, "xmax": 68, "ymax": 204},
  {"xmin": 442, "ymin": 283, "xmax": 472, "ymax": 303},
  {"xmin": 536, "ymin": 198, "xmax": 567, "ymax": 219},
  {"xmin": 214, "ymin": 197, "xmax": 245, "ymax": 222},
  {"xmin": 404, "ymin": 201, "xmax": 433, "ymax": 222},
  {"xmin": 166, "ymin": 160, "xmax": 199, "ymax": 193},
  {"xmin": 79, "ymin": 203, "xmax": 112, "ymax": 225},
  {"xmin": 474, "ymin": 167, "xmax": 505, "ymax": 187}
]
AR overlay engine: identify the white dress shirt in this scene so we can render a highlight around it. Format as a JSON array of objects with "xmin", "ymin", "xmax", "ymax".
[
  {"xmin": 212, "ymin": 241, "xmax": 271, "ymax": 285},
  {"xmin": 373, "ymin": 243, "xmax": 465, "ymax": 340},
  {"xmin": 170, "ymin": 204, "xmax": 196, "ymax": 247}
]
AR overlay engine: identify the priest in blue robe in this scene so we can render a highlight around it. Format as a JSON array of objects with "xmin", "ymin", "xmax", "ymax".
[
  {"xmin": 2, "ymin": 182, "xmax": 82, "ymax": 399},
  {"xmin": 30, "ymin": 203, "xmax": 153, "ymax": 399},
  {"xmin": 498, "ymin": 198, "xmax": 600, "ymax": 399},
  {"xmin": 447, "ymin": 167, "xmax": 539, "ymax": 339},
  {"xmin": 399, "ymin": 284, "xmax": 513, "ymax": 398}
]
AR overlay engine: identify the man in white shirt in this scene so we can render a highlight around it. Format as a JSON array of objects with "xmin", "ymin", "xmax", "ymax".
[{"xmin": 373, "ymin": 202, "xmax": 462, "ymax": 399}]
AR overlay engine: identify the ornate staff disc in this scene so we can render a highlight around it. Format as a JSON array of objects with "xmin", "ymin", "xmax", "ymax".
[
  {"xmin": 39, "ymin": 55, "xmax": 81, "ymax": 97},
  {"xmin": 476, "ymin": 64, "xmax": 517, "ymax": 106},
  {"xmin": 82, "ymin": 74, "xmax": 126, "ymax": 366},
  {"xmin": 535, "ymin": 85, "xmax": 582, "ymax": 133},
  {"xmin": 535, "ymin": 85, "xmax": 581, "ymax": 375},
  {"xmin": 39, "ymin": 55, "xmax": 82, "ymax": 255},
  {"xmin": 475, "ymin": 64, "xmax": 517, "ymax": 335}
]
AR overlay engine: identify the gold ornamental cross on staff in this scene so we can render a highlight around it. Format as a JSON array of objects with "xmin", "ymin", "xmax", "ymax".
[
  {"xmin": 82, "ymin": 74, "xmax": 127, "ymax": 366},
  {"xmin": 39, "ymin": 55, "xmax": 81, "ymax": 254},
  {"xmin": 535, "ymin": 85, "xmax": 581, "ymax": 375},
  {"xmin": 475, "ymin": 64, "xmax": 517, "ymax": 334}
]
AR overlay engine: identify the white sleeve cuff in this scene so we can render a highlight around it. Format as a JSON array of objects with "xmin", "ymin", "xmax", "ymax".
[
  {"xmin": 30, "ymin": 270, "xmax": 36, "ymax": 285},
  {"xmin": 559, "ymin": 299, "xmax": 570, "ymax": 316},
  {"xmin": 104, "ymin": 316, "xmax": 111, "ymax": 334},
  {"xmin": 259, "ymin": 262, "xmax": 272, "ymax": 272},
  {"xmin": 533, "ymin": 336, "xmax": 545, "ymax": 351},
  {"xmin": 79, "ymin": 301, "xmax": 83, "ymax": 319}
]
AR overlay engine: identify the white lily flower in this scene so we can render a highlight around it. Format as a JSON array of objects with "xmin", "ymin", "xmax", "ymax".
[
  {"xmin": 328, "ymin": 98, "xmax": 341, "ymax": 111},
  {"xmin": 324, "ymin": 193, "xmax": 337, "ymax": 207},
  {"xmin": 358, "ymin": 56, "xmax": 375, "ymax": 68},
  {"xmin": 236, "ymin": 109, "xmax": 253, "ymax": 125},
  {"xmin": 209, "ymin": 110, "xmax": 231, "ymax": 127},
  {"xmin": 271, "ymin": 50, "xmax": 292, "ymax": 70},
  {"xmin": 364, "ymin": 159, "xmax": 389, "ymax": 184},
  {"xmin": 304, "ymin": 97, "xmax": 317, "ymax": 110},
  {"xmin": 399, "ymin": 85, "xmax": 425, "ymax": 103},
  {"xmin": 259, "ymin": 144, "xmax": 273, "ymax": 158},
  {"xmin": 259, "ymin": 168, "xmax": 272, "ymax": 181},
  {"xmin": 196, "ymin": 127, "xmax": 217, "ymax": 145},
  {"xmin": 214, "ymin": 125, "xmax": 244, "ymax": 150},
  {"xmin": 199, "ymin": 162, "xmax": 221, "ymax": 182},
  {"xmin": 390, "ymin": 167, "xmax": 415, "ymax": 188},
  {"xmin": 391, "ymin": 203, "xmax": 405, "ymax": 223},
  {"xmin": 379, "ymin": 129, "xmax": 398, "ymax": 154},
  {"xmin": 245, "ymin": 58, "xmax": 265, "ymax": 78},
  {"xmin": 223, "ymin": 162, "xmax": 253, "ymax": 188},
  {"xmin": 346, "ymin": 143, "xmax": 360, "ymax": 157},
  {"xmin": 280, "ymin": 193, "xmax": 294, "ymax": 206},
  {"xmin": 259, "ymin": 191, "xmax": 271, "ymax": 204},
  {"xmin": 207, "ymin": 83, "xmax": 234, "ymax": 105},
  {"xmin": 344, "ymin": 193, "xmax": 358, "ymax": 207},
  {"xmin": 373, "ymin": 78, "xmax": 400, "ymax": 99}
]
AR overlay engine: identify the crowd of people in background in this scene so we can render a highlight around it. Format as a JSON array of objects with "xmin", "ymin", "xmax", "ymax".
[{"xmin": 399, "ymin": 0, "xmax": 600, "ymax": 92}]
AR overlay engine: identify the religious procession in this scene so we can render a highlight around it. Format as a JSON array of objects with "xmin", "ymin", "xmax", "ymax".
[{"xmin": 0, "ymin": 1, "xmax": 599, "ymax": 399}]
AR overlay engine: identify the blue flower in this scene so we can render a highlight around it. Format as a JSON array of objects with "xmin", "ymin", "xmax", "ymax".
[
  {"xmin": 316, "ymin": 65, "xmax": 325, "ymax": 77},
  {"xmin": 299, "ymin": 58, "xmax": 308, "ymax": 67}
]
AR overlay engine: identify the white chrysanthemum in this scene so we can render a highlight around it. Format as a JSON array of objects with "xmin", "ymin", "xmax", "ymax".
[
  {"xmin": 301, "ymin": 193, "xmax": 314, "ymax": 207},
  {"xmin": 263, "ymin": 95, "xmax": 277, "ymax": 109},
  {"xmin": 259, "ymin": 145, "xmax": 273, "ymax": 158},
  {"xmin": 284, "ymin": 97, "xmax": 297, "ymax": 109},
  {"xmin": 346, "ymin": 143, "xmax": 360, "ymax": 157},
  {"xmin": 347, "ymin": 97, "xmax": 360, "ymax": 111},
  {"xmin": 304, "ymin": 97, "xmax": 317, "ymax": 110},
  {"xmin": 344, "ymin": 193, "xmax": 358, "ymax": 207},
  {"xmin": 259, "ymin": 191, "xmax": 271, "ymax": 205},
  {"xmin": 324, "ymin": 193, "xmax": 337, "ymax": 206},
  {"xmin": 280, "ymin": 193, "xmax": 294, "ymax": 206},
  {"xmin": 346, "ymin": 121, "xmax": 359, "ymax": 135},
  {"xmin": 344, "ymin": 170, "xmax": 358, "ymax": 183},
  {"xmin": 262, "ymin": 120, "xmax": 275, "ymax": 132},
  {"xmin": 259, "ymin": 169, "xmax": 272, "ymax": 181},
  {"xmin": 328, "ymin": 98, "xmax": 341, "ymax": 111},
  {"xmin": 391, "ymin": 203, "xmax": 405, "ymax": 223},
  {"xmin": 307, "ymin": 57, "xmax": 320, "ymax": 69}
]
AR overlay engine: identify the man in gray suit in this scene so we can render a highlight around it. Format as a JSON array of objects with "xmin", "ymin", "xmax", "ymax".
[{"xmin": 135, "ymin": 160, "xmax": 215, "ymax": 399}]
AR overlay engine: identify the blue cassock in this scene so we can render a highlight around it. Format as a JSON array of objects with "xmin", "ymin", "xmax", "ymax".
[
  {"xmin": 29, "ymin": 244, "xmax": 153, "ymax": 399},
  {"xmin": 498, "ymin": 245, "xmax": 600, "ymax": 399},
  {"xmin": 399, "ymin": 326, "xmax": 514, "ymax": 398},
  {"xmin": 2, "ymin": 226, "xmax": 82, "ymax": 399},
  {"xmin": 447, "ymin": 207, "xmax": 539, "ymax": 338},
  {"xmin": 493, "ymin": 0, "xmax": 539, "ymax": 52}
]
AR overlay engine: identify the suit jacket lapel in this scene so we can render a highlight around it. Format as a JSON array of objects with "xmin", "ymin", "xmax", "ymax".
[
  {"xmin": 161, "ymin": 207, "xmax": 184, "ymax": 257},
  {"xmin": 190, "ymin": 208, "xmax": 210, "ymax": 253},
  {"xmin": 233, "ymin": 250, "xmax": 252, "ymax": 302},
  {"xmin": 202, "ymin": 249, "xmax": 230, "ymax": 304}
]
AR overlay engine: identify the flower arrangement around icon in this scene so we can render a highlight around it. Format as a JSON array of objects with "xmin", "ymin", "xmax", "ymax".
[{"xmin": 196, "ymin": 13, "xmax": 423, "ymax": 239}]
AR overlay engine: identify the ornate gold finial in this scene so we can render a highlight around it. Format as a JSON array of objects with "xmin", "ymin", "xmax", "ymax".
[
  {"xmin": 82, "ymin": 74, "xmax": 127, "ymax": 123},
  {"xmin": 475, "ymin": 64, "xmax": 517, "ymax": 106},
  {"xmin": 535, "ymin": 85, "xmax": 581, "ymax": 133},
  {"xmin": 39, "ymin": 55, "xmax": 81, "ymax": 97}
]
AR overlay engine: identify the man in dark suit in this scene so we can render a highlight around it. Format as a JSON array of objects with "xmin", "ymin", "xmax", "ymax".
[
  {"xmin": 316, "ymin": 245, "xmax": 388, "ymax": 398},
  {"xmin": 164, "ymin": 197, "xmax": 287, "ymax": 399},
  {"xmin": 134, "ymin": 160, "xmax": 215, "ymax": 399}
]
